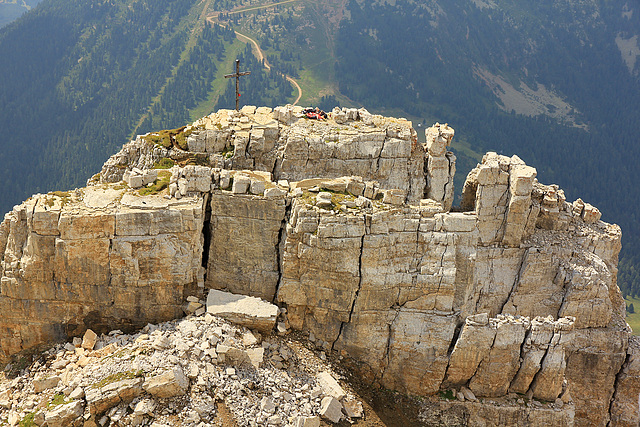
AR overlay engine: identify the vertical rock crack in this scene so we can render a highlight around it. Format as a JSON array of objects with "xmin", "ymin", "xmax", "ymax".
[
  {"xmin": 332, "ymin": 221, "xmax": 366, "ymax": 351},
  {"xmin": 272, "ymin": 199, "xmax": 292, "ymax": 303}
]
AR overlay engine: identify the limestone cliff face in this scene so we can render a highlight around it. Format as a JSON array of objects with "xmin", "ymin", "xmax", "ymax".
[
  {"xmin": 1, "ymin": 105, "xmax": 637, "ymax": 426},
  {"xmin": 0, "ymin": 190, "xmax": 204, "ymax": 361}
]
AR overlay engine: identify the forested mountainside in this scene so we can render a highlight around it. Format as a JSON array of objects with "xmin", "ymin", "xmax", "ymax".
[
  {"xmin": 0, "ymin": 0, "xmax": 41, "ymax": 28},
  {"xmin": 0, "ymin": 0, "xmax": 294, "ymax": 218},
  {"xmin": 1, "ymin": 0, "xmax": 640, "ymax": 296}
]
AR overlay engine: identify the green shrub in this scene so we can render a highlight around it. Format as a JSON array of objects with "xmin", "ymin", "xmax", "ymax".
[
  {"xmin": 139, "ymin": 170, "xmax": 171, "ymax": 196},
  {"xmin": 438, "ymin": 389, "xmax": 456, "ymax": 400},
  {"xmin": 18, "ymin": 412, "xmax": 35, "ymax": 427},
  {"xmin": 153, "ymin": 158, "xmax": 175, "ymax": 169},
  {"xmin": 48, "ymin": 393, "xmax": 71, "ymax": 408}
]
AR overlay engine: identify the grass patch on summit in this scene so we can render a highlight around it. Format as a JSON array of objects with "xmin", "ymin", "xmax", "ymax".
[
  {"xmin": 153, "ymin": 157, "xmax": 175, "ymax": 169},
  {"xmin": 48, "ymin": 393, "xmax": 72, "ymax": 408},
  {"xmin": 18, "ymin": 412, "xmax": 35, "ymax": 427},
  {"xmin": 144, "ymin": 126, "xmax": 192, "ymax": 150},
  {"xmin": 138, "ymin": 170, "xmax": 171, "ymax": 196}
]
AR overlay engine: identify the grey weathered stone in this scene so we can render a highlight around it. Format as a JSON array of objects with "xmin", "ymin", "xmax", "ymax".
[
  {"xmin": 232, "ymin": 174, "xmax": 251, "ymax": 194},
  {"xmin": 206, "ymin": 289, "xmax": 278, "ymax": 333}
]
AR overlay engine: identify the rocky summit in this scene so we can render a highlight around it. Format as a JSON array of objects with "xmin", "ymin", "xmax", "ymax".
[{"xmin": 0, "ymin": 105, "xmax": 638, "ymax": 426}]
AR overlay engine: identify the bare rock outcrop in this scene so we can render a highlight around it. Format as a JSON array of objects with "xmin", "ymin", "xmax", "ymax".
[
  {"xmin": 0, "ymin": 189, "xmax": 204, "ymax": 362},
  {"xmin": 1, "ymin": 105, "xmax": 637, "ymax": 426}
]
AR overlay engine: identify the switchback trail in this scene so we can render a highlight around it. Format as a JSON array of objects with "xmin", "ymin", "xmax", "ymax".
[
  {"xmin": 208, "ymin": 0, "xmax": 303, "ymax": 106},
  {"xmin": 233, "ymin": 30, "xmax": 302, "ymax": 105}
]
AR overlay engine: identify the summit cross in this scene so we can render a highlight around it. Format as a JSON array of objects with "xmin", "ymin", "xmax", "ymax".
[{"xmin": 224, "ymin": 59, "xmax": 251, "ymax": 111}]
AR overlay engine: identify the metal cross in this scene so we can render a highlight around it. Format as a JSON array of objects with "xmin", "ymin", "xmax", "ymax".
[{"xmin": 224, "ymin": 59, "xmax": 251, "ymax": 111}]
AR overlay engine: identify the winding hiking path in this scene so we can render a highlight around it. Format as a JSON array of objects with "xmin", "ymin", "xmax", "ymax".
[
  {"xmin": 207, "ymin": 0, "xmax": 303, "ymax": 105},
  {"xmin": 233, "ymin": 30, "xmax": 303, "ymax": 105}
]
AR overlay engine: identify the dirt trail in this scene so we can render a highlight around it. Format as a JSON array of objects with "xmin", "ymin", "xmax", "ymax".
[
  {"xmin": 233, "ymin": 30, "xmax": 302, "ymax": 105},
  {"xmin": 207, "ymin": 1, "xmax": 303, "ymax": 106}
]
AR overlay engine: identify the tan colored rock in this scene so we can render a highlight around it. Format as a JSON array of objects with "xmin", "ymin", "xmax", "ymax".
[
  {"xmin": 509, "ymin": 317, "xmax": 557, "ymax": 394},
  {"xmin": 610, "ymin": 336, "xmax": 640, "ymax": 427},
  {"xmin": 444, "ymin": 314, "xmax": 496, "ymax": 387},
  {"xmin": 316, "ymin": 371, "xmax": 346, "ymax": 400},
  {"xmin": 246, "ymin": 347, "xmax": 264, "ymax": 369},
  {"xmin": 86, "ymin": 377, "xmax": 144, "ymax": 415},
  {"xmin": 383, "ymin": 311, "xmax": 457, "ymax": 395},
  {"xmin": 530, "ymin": 345, "xmax": 567, "ymax": 401},
  {"xmin": 82, "ymin": 329, "xmax": 98, "ymax": 350},
  {"xmin": 143, "ymin": 367, "xmax": 188, "ymax": 398},
  {"xmin": 206, "ymin": 193, "xmax": 286, "ymax": 301},
  {"xmin": 342, "ymin": 399, "xmax": 363, "ymax": 418},
  {"xmin": 44, "ymin": 400, "xmax": 84, "ymax": 427},
  {"xmin": 424, "ymin": 124, "xmax": 456, "ymax": 210},
  {"xmin": 564, "ymin": 328, "xmax": 628, "ymax": 426},
  {"xmin": 420, "ymin": 396, "xmax": 574, "ymax": 426},
  {"xmin": 0, "ymin": 107, "xmax": 634, "ymax": 425},
  {"xmin": 33, "ymin": 375, "xmax": 61, "ymax": 393},
  {"xmin": 0, "ymin": 191, "xmax": 204, "ymax": 365},
  {"xmin": 501, "ymin": 249, "xmax": 564, "ymax": 319},
  {"xmin": 294, "ymin": 416, "xmax": 321, "ymax": 427},
  {"xmin": 319, "ymin": 396, "xmax": 343, "ymax": 423},
  {"xmin": 382, "ymin": 188, "xmax": 406, "ymax": 205},
  {"xmin": 469, "ymin": 316, "xmax": 529, "ymax": 397}
]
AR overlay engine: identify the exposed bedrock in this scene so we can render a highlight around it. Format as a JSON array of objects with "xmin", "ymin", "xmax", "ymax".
[
  {"xmin": 1, "ymin": 106, "xmax": 635, "ymax": 426},
  {"xmin": 0, "ymin": 190, "xmax": 204, "ymax": 362}
]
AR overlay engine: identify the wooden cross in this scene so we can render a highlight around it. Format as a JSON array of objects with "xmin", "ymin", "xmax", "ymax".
[{"xmin": 224, "ymin": 59, "xmax": 251, "ymax": 111}]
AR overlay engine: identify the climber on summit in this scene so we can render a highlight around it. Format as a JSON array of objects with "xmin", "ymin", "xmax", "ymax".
[{"xmin": 303, "ymin": 107, "xmax": 327, "ymax": 120}]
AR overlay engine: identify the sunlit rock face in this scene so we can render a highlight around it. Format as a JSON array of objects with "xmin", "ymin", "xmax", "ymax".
[{"xmin": 0, "ymin": 106, "xmax": 634, "ymax": 426}]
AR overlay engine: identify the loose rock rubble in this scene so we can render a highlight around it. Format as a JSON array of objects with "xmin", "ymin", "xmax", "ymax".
[{"xmin": 0, "ymin": 306, "xmax": 365, "ymax": 427}]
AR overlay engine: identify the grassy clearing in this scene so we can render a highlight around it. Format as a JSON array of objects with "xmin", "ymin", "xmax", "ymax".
[
  {"xmin": 190, "ymin": 38, "xmax": 247, "ymax": 120},
  {"xmin": 624, "ymin": 296, "xmax": 640, "ymax": 335}
]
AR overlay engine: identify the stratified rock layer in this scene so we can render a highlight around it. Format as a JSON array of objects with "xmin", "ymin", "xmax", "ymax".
[
  {"xmin": 1, "ymin": 106, "xmax": 636, "ymax": 426},
  {"xmin": 0, "ymin": 190, "xmax": 204, "ymax": 360}
]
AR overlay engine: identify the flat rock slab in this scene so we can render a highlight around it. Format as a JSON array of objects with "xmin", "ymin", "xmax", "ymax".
[
  {"xmin": 121, "ymin": 193, "xmax": 170, "ymax": 209},
  {"xmin": 121, "ymin": 193, "xmax": 201, "ymax": 209},
  {"xmin": 83, "ymin": 187, "xmax": 125, "ymax": 208},
  {"xmin": 317, "ymin": 371, "xmax": 346, "ymax": 400},
  {"xmin": 206, "ymin": 289, "xmax": 278, "ymax": 333}
]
